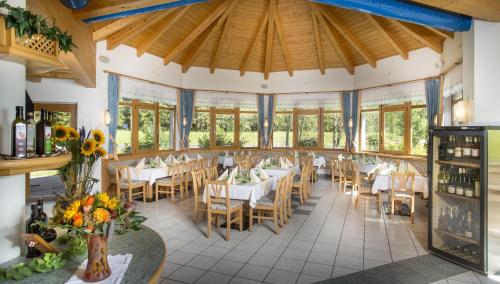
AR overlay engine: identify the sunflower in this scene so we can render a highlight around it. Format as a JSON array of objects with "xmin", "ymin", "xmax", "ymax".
[
  {"xmin": 81, "ymin": 139, "xmax": 97, "ymax": 156},
  {"xmin": 64, "ymin": 200, "xmax": 81, "ymax": 221},
  {"xmin": 92, "ymin": 129, "xmax": 105, "ymax": 145},
  {"xmin": 54, "ymin": 125, "xmax": 69, "ymax": 142},
  {"xmin": 93, "ymin": 208, "xmax": 110, "ymax": 223},
  {"xmin": 96, "ymin": 192, "xmax": 110, "ymax": 205},
  {"xmin": 95, "ymin": 146, "xmax": 107, "ymax": 157},
  {"xmin": 68, "ymin": 127, "xmax": 80, "ymax": 140},
  {"xmin": 106, "ymin": 197, "xmax": 119, "ymax": 210}
]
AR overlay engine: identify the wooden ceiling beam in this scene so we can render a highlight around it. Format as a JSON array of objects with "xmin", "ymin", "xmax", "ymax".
[
  {"xmin": 409, "ymin": 0, "xmax": 500, "ymax": 22},
  {"xmin": 366, "ymin": 14, "xmax": 408, "ymax": 60},
  {"xmin": 264, "ymin": 0, "xmax": 276, "ymax": 80},
  {"xmin": 210, "ymin": 0, "xmax": 239, "ymax": 73},
  {"xmin": 163, "ymin": 0, "xmax": 231, "ymax": 65},
  {"xmin": 92, "ymin": 14, "xmax": 143, "ymax": 42},
  {"xmin": 319, "ymin": 7, "xmax": 376, "ymax": 68},
  {"xmin": 311, "ymin": 5, "xmax": 354, "ymax": 75},
  {"xmin": 393, "ymin": 20, "xmax": 443, "ymax": 53},
  {"xmin": 240, "ymin": 10, "xmax": 269, "ymax": 76},
  {"xmin": 309, "ymin": 2, "xmax": 325, "ymax": 75},
  {"xmin": 137, "ymin": 6, "xmax": 190, "ymax": 56},
  {"xmin": 427, "ymin": 27, "xmax": 454, "ymax": 39},
  {"xmin": 273, "ymin": 0, "xmax": 293, "ymax": 77},
  {"xmin": 106, "ymin": 9, "xmax": 174, "ymax": 50}
]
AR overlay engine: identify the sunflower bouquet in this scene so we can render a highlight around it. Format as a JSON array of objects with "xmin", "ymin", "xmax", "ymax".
[{"xmin": 52, "ymin": 126, "xmax": 108, "ymax": 224}]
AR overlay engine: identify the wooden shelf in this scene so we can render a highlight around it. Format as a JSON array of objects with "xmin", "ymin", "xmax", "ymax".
[
  {"xmin": 435, "ymin": 229, "xmax": 480, "ymax": 245},
  {"xmin": 434, "ymin": 160, "xmax": 480, "ymax": 169},
  {"xmin": 436, "ymin": 191, "xmax": 480, "ymax": 202},
  {"xmin": 0, "ymin": 154, "xmax": 71, "ymax": 176}
]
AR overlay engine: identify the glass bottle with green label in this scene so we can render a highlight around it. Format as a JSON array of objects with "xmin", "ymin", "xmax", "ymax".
[{"xmin": 11, "ymin": 106, "xmax": 27, "ymax": 158}]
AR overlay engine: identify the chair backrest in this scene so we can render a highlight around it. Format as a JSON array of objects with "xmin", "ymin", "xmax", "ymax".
[
  {"xmin": 205, "ymin": 166, "xmax": 218, "ymax": 180},
  {"xmin": 331, "ymin": 159, "xmax": 339, "ymax": 174},
  {"xmin": 391, "ymin": 172, "xmax": 415, "ymax": 194},
  {"xmin": 170, "ymin": 164, "xmax": 182, "ymax": 182},
  {"xmin": 206, "ymin": 180, "xmax": 230, "ymax": 210},
  {"xmin": 211, "ymin": 156, "xmax": 219, "ymax": 167},
  {"xmin": 192, "ymin": 170, "xmax": 206, "ymax": 199},
  {"xmin": 339, "ymin": 160, "xmax": 352, "ymax": 176},
  {"xmin": 115, "ymin": 165, "xmax": 131, "ymax": 187},
  {"xmin": 286, "ymin": 173, "xmax": 295, "ymax": 193},
  {"xmin": 299, "ymin": 164, "xmax": 310, "ymax": 183},
  {"xmin": 274, "ymin": 176, "xmax": 287, "ymax": 206}
]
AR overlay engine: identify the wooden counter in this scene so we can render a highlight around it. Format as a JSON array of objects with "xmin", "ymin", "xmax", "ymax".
[{"xmin": 0, "ymin": 154, "xmax": 71, "ymax": 176}]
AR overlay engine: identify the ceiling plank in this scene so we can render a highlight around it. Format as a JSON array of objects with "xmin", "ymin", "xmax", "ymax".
[
  {"xmin": 28, "ymin": 0, "xmax": 96, "ymax": 87},
  {"xmin": 393, "ymin": 20, "xmax": 443, "ymax": 53},
  {"xmin": 409, "ymin": 0, "xmax": 500, "ymax": 22},
  {"xmin": 319, "ymin": 7, "xmax": 376, "ymax": 68},
  {"xmin": 163, "ymin": 0, "xmax": 232, "ymax": 65},
  {"xmin": 264, "ymin": 0, "xmax": 276, "ymax": 80},
  {"xmin": 366, "ymin": 14, "xmax": 408, "ymax": 60},
  {"xmin": 182, "ymin": 2, "xmax": 236, "ymax": 73},
  {"xmin": 210, "ymin": 0, "xmax": 240, "ymax": 73},
  {"xmin": 107, "ymin": 9, "xmax": 174, "ymax": 50},
  {"xmin": 240, "ymin": 10, "xmax": 269, "ymax": 76},
  {"xmin": 427, "ymin": 27, "xmax": 454, "ymax": 39},
  {"xmin": 311, "ymin": 5, "xmax": 354, "ymax": 75},
  {"xmin": 92, "ymin": 14, "xmax": 143, "ymax": 41},
  {"xmin": 273, "ymin": 0, "xmax": 293, "ymax": 76},
  {"xmin": 137, "ymin": 6, "xmax": 190, "ymax": 56},
  {"xmin": 309, "ymin": 2, "xmax": 325, "ymax": 75}
]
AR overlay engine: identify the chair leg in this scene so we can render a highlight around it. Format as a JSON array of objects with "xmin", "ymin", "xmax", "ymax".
[
  {"xmin": 226, "ymin": 213, "xmax": 231, "ymax": 241},
  {"xmin": 377, "ymin": 192, "xmax": 381, "ymax": 212},
  {"xmin": 391, "ymin": 195, "xmax": 395, "ymax": 216},
  {"xmin": 248, "ymin": 207, "xmax": 253, "ymax": 231},
  {"xmin": 180, "ymin": 184, "xmax": 184, "ymax": 200},
  {"xmin": 194, "ymin": 200, "xmax": 198, "ymax": 223},
  {"xmin": 239, "ymin": 209, "xmax": 243, "ymax": 232},
  {"xmin": 216, "ymin": 215, "xmax": 221, "ymax": 228},
  {"xmin": 207, "ymin": 212, "xmax": 212, "ymax": 238},
  {"xmin": 410, "ymin": 197, "xmax": 415, "ymax": 224},
  {"xmin": 299, "ymin": 188, "xmax": 304, "ymax": 205},
  {"xmin": 170, "ymin": 185, "xmax": 175, "ymax": 202},
  {"xmin": 143, "ymin": 185, "xmax": 147, "ymax": 203},
  {"xmin": 273, "ymin": 208, "xmax": 279, "ymax": 234},
  {"xmin": 279, "ymin": 206, "xmax": 285, "ymax": 227},
  {"xmin": 355, "ymin": 195, "xmax": 359, "ymax": 208},
  {"xmin": 155, "ymin": 184, "xmax": 159, "ymax": 202}
]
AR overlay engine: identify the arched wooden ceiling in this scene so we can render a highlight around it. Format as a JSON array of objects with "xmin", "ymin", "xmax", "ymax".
[{"xmin": 88, "ymin": 0, "xmax": 452, "ymax": 79}]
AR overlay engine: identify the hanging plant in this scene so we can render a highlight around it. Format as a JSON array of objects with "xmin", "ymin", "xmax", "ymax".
[{"xmin": 0, "ymin": 0, "xmax": 76, "ymax": 53}]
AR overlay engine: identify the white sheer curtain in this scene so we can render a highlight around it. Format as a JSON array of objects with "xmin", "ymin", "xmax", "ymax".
[
  {"xmin": 359, "ymin": 80, "xmax": 426, "ymax": 109},
  {"xmin": 275, "ymin": 92, "xmax": 342, "ymax": 110},
  {"xmin": 195, "ymin": 90, "xmax": 257, "ymax": 109},
  {"xmin": 119, "ymin": 77, "xmax": 177, "ymax": 105},
  {"xmin": 442, "ymin": 63, "xmax": 463, "ymax": 98}
]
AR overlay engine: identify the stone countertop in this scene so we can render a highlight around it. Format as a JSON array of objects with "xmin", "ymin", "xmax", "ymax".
[{"xmin": 2, "ymin": 225, "xmax": 165, "ymax": 284}]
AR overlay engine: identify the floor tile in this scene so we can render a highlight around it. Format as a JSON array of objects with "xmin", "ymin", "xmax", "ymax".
[
  {"xmin": 195, "ymin": 271, "xmax": 232, "ymax": 284},
  {"xmin": 248, "ymin": 253, "xmax": 279, "ymax": 267},
  {"xmin": 229, "ymin": 277, "xmax": 262, "ymax": 284},
  {"xmin": 236, "ymin": 263, "xmax": 271, "ymax": 281},
  {"xmin": 301, "ymin": 262, "xmax": 334, "ymax": 278},
  {"xmin": 307, "ymin": 251, "xmax": 336, "ymax": 266},
  {"xmin": 296, "ymin": 273, "xmax": 327, "ymax": 284},
  {"xmin": 274, "ymin": 257, "xmax": 305, "ymax": 273},
  {"xmin": 289, "ymin": 240, "xmax": 315, "ymax": 251},
  {"xmin": 223, "ymin": 249, "xmax": 254, "ymax": 263},
  {"xmin": 179, "ymin": 243, "xmax": 211, "ymax": 254},
  {"xmin": 201, "ymin": 246, "xmax": 231, "ymax": 258},
  {"xmin": 185, "ymin": 254, "xmax": 219, "ymax": 270},
  {"xmin": 168, "ymin": 266, "xmax": 206, "ymax": 284},
  {"xmin": 210, "ymin": 259, "xmax": 245, "ymax": 276},
  {"xmin": 265, "ymin": 268, "xmax": 300, "ymax": 284},
  {"xmin": 331, "ymin": 266, "xmax": 360, "ymax": 278},
  {"xmin": 335, "ymin": 255, "xmax": 364, "ymax": 270},
  {"xmin": 160, "ymin": 262, "xmax": 182, "ymax": 278},
  {"xmin": 282, "ymin": 248, "xmax": 310, "ymax": 261},
  {"xmin": 167, "ymin": 251, "xmax": 197, "ymax": 265}
]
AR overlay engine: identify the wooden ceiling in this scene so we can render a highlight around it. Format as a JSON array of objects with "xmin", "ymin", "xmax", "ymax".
[
  {"xmin": 409, "ymin": 0, "xmax": 500, "ymax": 22},
  {"xmin": 85, "ymin": 0, "xmax": 454, "ymax": 78}
]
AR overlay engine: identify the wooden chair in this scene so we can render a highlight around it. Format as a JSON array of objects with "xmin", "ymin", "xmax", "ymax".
[
  {"xmin": 206, "ymin": 180, "xmax": 243, "ymax": 241},
  {"xmin": 115, "ymin": 166, "xmax": 147, "ymax": 202},
  {"xmin": 331, "ymin": 159, "xmax": 340, "ymax": 183},
  {"xmin": 211, "ymin": 156, "xmax": 219, "ymax": 168},
  {"xmin": 155, "ymin": 164, "xmax": 184, "ymax": 202},
  {"xmin": 390, "ymin": 172, "xmax": 416, "ymax": 224},
  {"xmin": 205, "ymin": 166, "xmax": 219, "ymax": 181},
  {"xmin": 291, "ymin": 164, "xmax": 309, "ymax": 205},
  {"xmin": 339, "ymin": 160, "xmax": 356, "ymax": 194},
  {"xmin": 192, "ymin": 170, "xmax": 207, "ymax": 223},
  {"xmin": 183, "ymin": 161, "xmax": 196, "ymax": 197},
  {"xmin": 355, "ymin": 166, "xmax": 380, "ymax": 210},
  {"xmin": 284, "ymin": 173, "xmax": 295, "ymax": 223},
  {"xmin": 249, "ymin": 176, "xmax": 286, "ymax": 234}
]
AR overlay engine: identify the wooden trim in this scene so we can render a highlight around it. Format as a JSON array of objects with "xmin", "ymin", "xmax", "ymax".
[
  {"xmin": 309, "ymin": 2, "xmax": 325, "ymax": 75},
  {"xmin": 92, "ymin": 14, "xmax": 144, "ymax": 42},
  {"xmin": 264, "ymin": 0, "xmax": 275, "ymax": 80},
  {"xmin": 0, "ymin": 154, "xmax": 71, "ymax": 176},
  {"xmin": 392, "ymin": 20, "xmax": 443, "ymax": 54},
  {"xmin": 366, "ymin": 14, "xmax": 408, "ymax": 60}
]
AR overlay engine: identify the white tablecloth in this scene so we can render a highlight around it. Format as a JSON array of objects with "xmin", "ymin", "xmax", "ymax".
[
  {"xmin": 314, "ymin": 156, "xmax": 327, "ymax": 168},
  {"xmin": 371, "ymin": 174, "xmax": 429, "ymax": 198},
  {"xmin": 357, "ymin": 163, "xmax": 378, "ymax": 174},
  {"xmin": 218, "ymin": 156, "xmax": 234, "ymax": 168},
  {"xmin": 129, "ymin": 167, "xmax": 170, "ymax": 186},
  {"xmin": 202, "ymin": 179, "xmax": 272, "ymax": 208},
  {"xmin": 262, "ymin": 166, "xmax": 300, "ymax": 189}
]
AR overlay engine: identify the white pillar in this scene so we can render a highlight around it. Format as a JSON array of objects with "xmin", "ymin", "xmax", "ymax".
[{"xmin": 0, "ymin": 0, "xmax": 27, "ymax": 264}]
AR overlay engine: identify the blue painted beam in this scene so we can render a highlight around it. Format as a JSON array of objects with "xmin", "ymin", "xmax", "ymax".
[
  {"xmin": 312, "ymin": 0, "xmax": 471, "ymax": 32},
  {"xmin": 82, "ymin": 0, "xmax": 208, "ymax": 23}
]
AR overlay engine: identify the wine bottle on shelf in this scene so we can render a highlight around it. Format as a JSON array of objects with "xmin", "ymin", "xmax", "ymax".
[
  {"xmin": 48, "ymin": 111, "xmax": 56, "ymax": 153},
  {"xmin": 465, "ymin": 208, "xmax": 473, "ymax": 238},
  {"xmin": 463, "ymin": 137, "xmax": 472, "ymax": 161},
  {"xmin": 11, "ymin": 106, "xmax": 27, "ymax": 158},
  {"xmin": 36, "ymin": 198, "xmax": 48, "ymax": 223},
  {"xmin": 447, "ymin": 135, "xmax": 455, "ymax": 161},
  {"xmin": 454, "ymin": 136, "xmax": 463, "ymax": 160},
  {"xmin": 456, "ymin": 168, "xmax": 465, "ymax": 196},
  {"xmin": 26, "ymin": 204, "xmax": 41, "ymax": 258},
  {"xmin": 472, "ymin": 137, "xmax": 480, "ymax": 160},
  {"xmin": 438, "ymin": 167, "xmax": 446, "ymax": 192},
  {"xmin": 36, "ymin": 109, "xmax": 52, "ymax": 156},
  {"xmin": 447, "ymin": 167, "xmax": 456, "ymax": 194},
  {"xmin": 457, "ymin": 207, "xmax": 465, "ymax": 236},
  {"xmin": 464, "ymin": 170, "xmax": 475, "ymax": 197},
  {"xmin": 26, "ymin": 112, "xmax": 36, "ymax": 157},
  {"xmin": 438, "ymin": 136, "xmax": 447, "ymax": 161},
  {"xmin": 36, "ymin": 198, "xmax": 57, "ymax": 243}
]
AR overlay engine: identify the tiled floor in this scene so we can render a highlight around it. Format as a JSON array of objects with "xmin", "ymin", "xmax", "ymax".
[{"xmin": 135, "ymin": 178, "xmax": 494, "ymax": 284}]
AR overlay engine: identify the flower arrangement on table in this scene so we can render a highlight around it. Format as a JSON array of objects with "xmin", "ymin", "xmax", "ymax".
[{"xmin": 2, "ymin": 126, "xmax": 146, "ymax": 282}]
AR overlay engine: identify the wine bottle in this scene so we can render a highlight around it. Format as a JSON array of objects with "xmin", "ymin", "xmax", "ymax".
[
  {"xmin": 454, "ymin": 136, "xmax": 463, "ymax": 160},
  {"xmin": 48, "ymin": 111, "xmax": 56, "ymax": 153},
  {"xmin": 464, "ymin": 170, "xmax": 474, "ymax": 197},
  {"xmin": 438, "ymin": 167, "xmax": 446, "ymax": 192},
  {"xmin": 472, "ymin": 137, "xmax": 480, "ymax": 159},
  {"xmin": 447, "ymin": 135, "xmax": 455, "ymax": 160},
  {"xmin": 465, "ymin": 208, "xmax": 473, "ymax": 238},
  {"xmin": 36, "ymin": 199, "xmax": 57, "ymax": 243},
  {"xmin": 36, "ymin": 109, "xmax": 52, "ymax": 156},
  {"xmin": 438, "ymin": 136, "xmax": 447, "ymax": 160},
  {"xmin": 26, "ymin": 204, "xmax": 41, "ymax": 258},
  {"xmin": 36, "ymin": 198, "xmax": 48, "ymax": 223},
  {"xmin": 463, "ymin": 137, "xmax": 471, "ymax": 160},
  {"xmin": 447, "ymin": 167, "xmax": 456, "ymax": 194},
  {"xmin": 456, "ymin": 168, "xmax": 465, "ymax": 196},
  {"xmin": 474, "ymin": 170, "xmax": 481, "ymax": 198},
  {"xmin": 11, "ymin": 106, "xmax": 27, "ymax": 158},
  {"xmin": 26, "ymin": 112, "xmax": 36, "ymax": 157}
]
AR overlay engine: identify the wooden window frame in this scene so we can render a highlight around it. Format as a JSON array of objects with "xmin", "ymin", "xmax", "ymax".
[
  {"xmin": 294, "ymin": 108, "xmax": 322, "ymax": 150},
  {"xmin": 358, "ymin": 108, "xmax": 380, "ymax": 153},
  {"xmin": 189, "ymin": 108, "xmax": 211, "ymax": 150},
  {"xmin": 323, "ymin": 109, "xmax": 346, "ymax": 151},
  {"xmin": 239, "ymin": 110, "xmax": 260, "ymax": 149},
  {"xmin": 33, "ymin": 102, "xmax": 78, "ymax": 128},
  {"xmin": 409, "ymin": 104, "xmax": 428, "ymax": 157},
  {"xmin": 272, "ymin": 110, "xmax": 294, "ymax": 149},
  {"xmin": 211, "ymin": 108, "xmax": 239, "ymax": 149},
  {"xmin": 158, "ymin": 104, "xmax": 176, "ymax": 151}
]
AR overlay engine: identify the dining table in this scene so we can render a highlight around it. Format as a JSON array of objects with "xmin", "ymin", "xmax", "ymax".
[
  {"xmin": 218, "ymin": 156, "xmax": 234, "ymax": 168},
  {"xmin": 313, "ymin": 156, "xmax": 327, "ymax": 168},
  {"xmin": 202, "ymin": 177, "xmax": 275, "ymax": 208}
]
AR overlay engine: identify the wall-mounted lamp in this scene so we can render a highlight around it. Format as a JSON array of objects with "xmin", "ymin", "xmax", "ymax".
[
  {"xmin": 104, "ymin": 109, "xmax": 111, "ymax": 126},
  {"xmin": 183, "ymin": 116, "xmax": 187, "ymax": 127},
  {"xmin": 455, "ymin": 100, "xmax": 466, "ymax": 126},
  {"xmin": 264, "ymin": 118, "xmax": 269, "ymax": 128},
  {"xmin": 348, "ymin": 117, "xmax": 353, "ymax": 129}
]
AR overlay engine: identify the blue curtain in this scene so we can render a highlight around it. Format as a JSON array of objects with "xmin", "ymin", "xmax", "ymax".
[
  {"xmin": 351, "ymin": 91, "xmax": 359, "ymax": 151},
  {"xmin": 267, "ymin": 95, "xmax": 275, "ymax": 147},
  {"xmin": 179, "ymin": 89, "xmax": 195, "ymax": 149},
  {"xmin": 341, "ymin": 91, "xmax": 351, "ymax": 151},
  {"xmin": 425, "ymin": 78, "xmax": 441, "ymax": 128},
  {"xmin": 258, "ymin": 95, "xmax": 266, "ymax": 146},
  {"xmin": 107, "ymin": 74, "xmax": 119, "ymax": 152}
]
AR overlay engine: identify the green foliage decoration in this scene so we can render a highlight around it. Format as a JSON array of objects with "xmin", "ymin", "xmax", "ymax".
[{"xmin": 0, "ymin": 0, "xmax": 76, "ymax": 52}]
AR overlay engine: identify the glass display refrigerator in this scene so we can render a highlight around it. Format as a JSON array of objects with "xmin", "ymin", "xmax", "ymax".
[{"xmin": 429, "ymin": 126, "xmax": 500, "ymax": 275}]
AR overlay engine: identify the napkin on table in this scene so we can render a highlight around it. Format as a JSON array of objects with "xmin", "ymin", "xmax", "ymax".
[
  {"xmin": 258, "ymin": 168, "xmax": 269, "ymax": 179},
  {"xmin": 134, "ymin": 158, "xmax": 145, "ymax": 175},
  {"xmin": 165, "ymin": 154, "xmax": 173, "ymax": 163},
  {"xmin": 228, "ymin": 167, "xmax": 238, "ymax": 185},
  {"xmin": 250, "ymin": 170, "xmax": 261, "ymax": 183},
  {"xmin": 184, "ymin": 154, "xmax": 191, "ymax": 162},
  {"xmin": 218, "ymin": 169, "xmax": 229, "ymax": 180},
  {"xmin": 265, "ymin": 157, "xmax": 271, "ymax": 164},
  {"xmin": 256, "ymin": 159, "xmax": 264, "ymax": 168},
  {"xmin": 159, "ymin": 159, "xmax": 168, "ymax": 168},
  {"xmin": 375, "ymin": 156, "xmax": 384, "ymax": 165},
  {"xmin": 172, "ymin": 157, "xmax": 180, "ymax": 164},
  {"xmin": 280, "ymin": 158, "xmax": 289, "ymax": 169},
  {"xmin": 285, "ymin": 158, "xmax": 294, "ymax": 167},
  {"xmin": 197, "ymin": 153, "xmax": 203, "ymax": 160}
]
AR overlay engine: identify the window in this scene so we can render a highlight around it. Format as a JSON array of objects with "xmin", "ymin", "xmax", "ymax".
[
  {"xmin": 240, "ymin": 112, "xmax": 258, "ymax": 148},
  {"xmin": 215, "ymin": 112, "xmax": 236, "ymax": 147},
  {"xmin": 297, "ymin": 111, "xmax": 319, "ymax": 148},
  {"xmin": 190, "ymin": 109, "xmax": 210, "ymax": 149},
  {"xmin": 117, "ymin": 98, "xmax": 132, "ymax": 154},
  {"xmin": 159, "ymin": 105, "xmax": 175, "ymax": 150},
  {"xmin": 137, "ymin": 106, "xmax": 156, "ymax": 152},
  {"xmin": 360, "ymin": 110, "xmax": 379, "ymax": 152},
  {"xmin": 273, "ymin": 112, "xmax": 293, "ymax": 148},
  {"xmin": 324, "ymin": 112, "xmax": 345, "ymax": 149},
  {"xmin": 382, "ymin": 108, "xmax": 405, "ymax": 153},
  {"xmin": 411, "ymin": 107, "xmax": 428, "ymax": 155}
]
